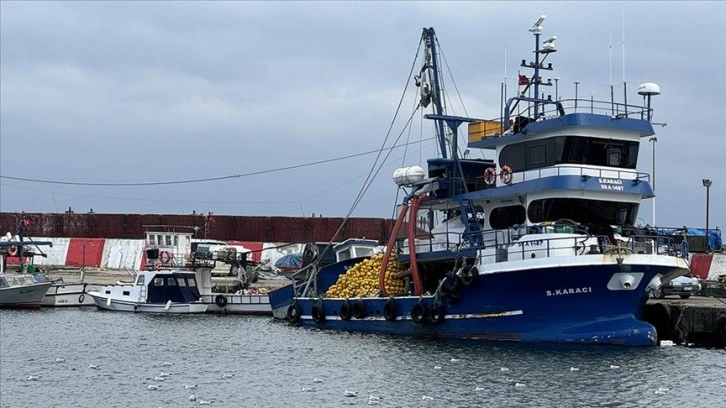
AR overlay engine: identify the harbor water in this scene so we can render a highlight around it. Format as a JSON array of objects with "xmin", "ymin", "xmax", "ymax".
[{"xmin": 1, "ymin": 309, "xmax": 724, "ymax": 408}]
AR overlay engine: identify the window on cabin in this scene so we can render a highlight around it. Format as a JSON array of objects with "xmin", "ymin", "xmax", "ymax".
[
  {"xmin": 527, "ymin": 144, "xmax": 546, "ymax": 165},
  {"xmin": 136, "ymin": 275, "xmax": 145, "ymax": 286},
  {"xmin": 489, "ymin": 205, "xmax": 526, "ymax": 229},
  {"xmin": 178, "ymin": 277, "xmax": 188, "ymax": 287},
  {"xmin": 527, "ymin": 198, "xmax": 639, "ymax": 226},
  {"xmin": 122, "ymin": 290, "xmax": 130, "ymax": 296},
  {"xmin": 153, "ymin": 277, "xmax": 164, "ymax": 286},
  {"xmin": 166, "ymin": 277, "xmax": 177, "ymax": 286},
  {"xmin": 187, "ymin": 277, "xmax": 197, "ymax": 288}
]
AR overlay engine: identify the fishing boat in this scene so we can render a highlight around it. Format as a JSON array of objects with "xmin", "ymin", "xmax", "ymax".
[
  {"xmin": 269, "ymin": 19, "xmax": 690, "ymax": 346},
  {"xmin": 87, "ymin": 269, "xmax": 208, "ymax": 313},
  {"xmin": 0, "ymin": 222, "xmax": 54, "ymax": 309},
  {"xmin": 42, "ymin": 279, "xmax": 97, "ymax": 307}
]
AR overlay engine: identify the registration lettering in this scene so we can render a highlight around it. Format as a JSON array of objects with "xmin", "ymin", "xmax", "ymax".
[
  {"xmin": 546, "ymin": 287, "xmax": 592, "ymax": 296},
  {"xmin": 598, "ymin": 178, "xmax": 624, "ymax": 191}
]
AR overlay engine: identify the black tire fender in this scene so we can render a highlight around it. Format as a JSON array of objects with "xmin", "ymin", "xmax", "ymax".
[
  {"xmin": 411, "ymin": 302, "xmax": 428, "ymax": 324},
  {"xmin": 352, "ymin": 299, "xmax": 366, "ymax": 319},
  {"xmin": 311, "ymin": 303, "xmax": 326, "ymax": 324},
  {"xmin": 429, "ymin": 303, "xmax": 445, "ymax": 324},
  {"xmin": 286, "ymin": 302, "xmax": 301, "ymax": 324},
  {"xmin": 383, "ymin": 299, "xmax": 397, "ymax": 321},
  {"xmin": 339, "ymin": 300, "xmax": 352, "ymax": 321},
  {"xmin": 215, "ymin": 294, "xmax": 228, "ymax": 307}
]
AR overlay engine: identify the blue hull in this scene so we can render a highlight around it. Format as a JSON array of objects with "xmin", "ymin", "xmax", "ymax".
[{"xmin": 272, "ymin": 262, "xmax": 686, "ymax": 346}]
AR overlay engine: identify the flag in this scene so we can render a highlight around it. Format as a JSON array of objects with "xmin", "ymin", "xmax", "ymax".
[
  {"xmin": 518, "ymin": 74, "xmax": 529, "ymax": 86},
  {"xmin": 23, "ymin": 218, "xmax": 34, "ymax": 227},
  {"xmin": 207, "ymin": 212, "xmax": 216, "ymax": 224}
]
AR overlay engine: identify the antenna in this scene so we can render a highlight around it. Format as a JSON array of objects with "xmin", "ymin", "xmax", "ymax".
[{"xmin": 530, "ymin": 15, "xmax": 546, "ymax": 34}]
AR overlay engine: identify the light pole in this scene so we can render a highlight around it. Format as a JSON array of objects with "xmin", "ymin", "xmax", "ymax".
[
  {"xmin": 703, "ymin": 179, "xmax": 712, "ymax": 251},
  {"xmin": 649, "ymin": 136, "xmax": 658, "ymax": 226}
]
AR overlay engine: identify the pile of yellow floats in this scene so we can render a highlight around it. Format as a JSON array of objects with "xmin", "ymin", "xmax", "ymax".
[{"xmin": 325, "ymin": 253, "xmax": 407, "ymax": 298}]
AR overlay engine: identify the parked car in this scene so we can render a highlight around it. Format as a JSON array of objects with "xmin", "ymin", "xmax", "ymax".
[{"xmin": 651, "ymin": 276, "xmax": 701, "ymax": 299}]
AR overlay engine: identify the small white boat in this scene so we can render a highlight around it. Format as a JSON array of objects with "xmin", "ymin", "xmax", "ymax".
[
  {"xmin": 42, "ymin": 280, "xmax": 97, "ymax": 307},
  {"xmin": 88, "ymin": 269, "xmax": 208, "ymax": 314},
  {"xmin": 0, "ymin": 273, "xmax": 52, "ymax": 309}
]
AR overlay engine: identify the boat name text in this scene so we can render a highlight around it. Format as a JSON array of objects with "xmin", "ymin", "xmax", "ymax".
[
  {"xmin": 546, "ymin": 287, "xmax": 592, "ymax": 296},
  {"xmin": 598, "ymin": 178, "xmax": 624, "ymax": 191}
]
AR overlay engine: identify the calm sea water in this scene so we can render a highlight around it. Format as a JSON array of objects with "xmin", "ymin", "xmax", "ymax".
[{"xmin": 1, "ymin": 308, "xmax": 724, "ymax": 408}]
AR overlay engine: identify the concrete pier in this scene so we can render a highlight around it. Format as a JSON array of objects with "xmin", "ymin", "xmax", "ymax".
[{"xmin": 643, "ymin": 297, "xmax": 726, "ymax": 347}]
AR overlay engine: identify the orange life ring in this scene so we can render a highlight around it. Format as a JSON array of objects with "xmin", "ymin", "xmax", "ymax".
[
  {"xmin": 499, "ymin": 165, "xmax": 513, "ymax": 185},
  {"xmin": 159, "ymin": 250, "xmax": 172, "ymax": 264},
  {"xmin": 483, "ymin": 167, "xmax": 497, "ymax": 185}
]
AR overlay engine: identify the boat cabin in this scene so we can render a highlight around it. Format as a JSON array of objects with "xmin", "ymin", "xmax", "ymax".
[{"xmin": 101, "ymin": 270, "xmax": 202, "ymax": 304}]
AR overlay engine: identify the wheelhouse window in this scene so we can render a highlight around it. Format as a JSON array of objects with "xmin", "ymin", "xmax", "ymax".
[
  {"xmin": 187, "ymin": 277, "xmax": 197, "ymax": 288},
  {"xmin": 499, "ymin": 136, "xmax": 639, "ymax": 171},
  {"xmin": 166, "ymin": 277, "xmax": 177, "ymax": 286},
  {"xmin": 153, "ymin": 277, "xmax": 164, "ymax": 286},
  {"xmin": 489, "ymin": 205, "xmax": 526, "ymax": 229},
  {"xmin": 527, "ymin": 198, "xmax": 639, "ymax": 226}
]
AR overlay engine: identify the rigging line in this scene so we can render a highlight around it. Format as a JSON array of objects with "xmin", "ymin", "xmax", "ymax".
[
  {"xmin": 318, "ymin": 36, "xmax": 423, "ymax": 251},
  {"xmin": 0, "ymin": 139, "xmax": 432, "ymax": 187}
]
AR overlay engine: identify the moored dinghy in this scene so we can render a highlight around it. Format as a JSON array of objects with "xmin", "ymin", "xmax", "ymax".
[
  {"xmin": 270, "ymin": 18, "xmax": 690, "ymax": 346},
  {"xmin": 88, "ymin": 269, "xmax": 207, "ymax": 314}
]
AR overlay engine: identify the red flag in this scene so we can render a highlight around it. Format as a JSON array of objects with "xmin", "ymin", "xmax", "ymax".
[
  {"xmin": 23, "ymin": 218, "xmax": 34, "ymax": 227},
  {"xmin": 208, "ymin": 212, "xmax": 216, "ymax": 224},
  {"xmin": 518, "ymin": 74, "xmax": 529, "ymax": 86}
]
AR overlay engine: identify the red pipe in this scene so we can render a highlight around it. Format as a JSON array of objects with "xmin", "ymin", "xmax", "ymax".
[{"xmin": 378, "ymin": 204, "xmax": 409, "ymax": 295}]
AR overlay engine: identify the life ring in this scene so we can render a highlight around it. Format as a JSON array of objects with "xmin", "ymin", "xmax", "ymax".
[
  {"xmin": 215, "ymin": 294, "xmax": 228, "ymax": 307},
  {"xmin": 411, "ymin": 302, "xmax": 428, "ymax": 324},
  {"xmin": 311, "ymin": 303, "xmax": 326, "ymax": 324},
  {"xmin": 383, "ymin": 299, "xmax": 397, "ymax": 321},
  {"xmin": 499, "ymin": 165, "xmax": 513, "ymax": 185},
  {"xmin": 154, "ymin": 263, "xmax": 162, "ymax": 270},
  {"xmin": 78, "ymin": 294, "xmax": 86, "ymax": 304},
  {"xmin": 483, "ymin": 167, "xmax": 497, "ymax": 186},
  {"xmin": 7, "ymin": 246, "xmax": 18, "ymax": 256},
  {"xmin": 429, "ymin": 303, "xmax": 445, "ymax": 324},
  {"xmin": 459, "ymin": 266, "xmax": 479, "ymax": 287},
  {"xmin": 339, "ymin": 300, "xmax": 352, "ymax": 321},
  {"xmin": 159, "ymin": 250, "xmax": 172, "ymax": 264},
  {"xmin": 352, "ymin": 299, "xmax": 366, "ymax": 319},
  {"xmin": 286, "ymin": 302, "xmax": 301, "ymax": 324}
]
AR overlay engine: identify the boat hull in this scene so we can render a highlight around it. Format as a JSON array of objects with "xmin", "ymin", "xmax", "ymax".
[
  {"xmin": 201, "ymin": 293, "xmax": 271, "ymax": 315},
  {"xmin": 42, "ymin": 283, "xmax": 97, "ymax": 307},
  {"xmin": 88, "ymin": 293, "xmax": 208, "ymax": 314},
  {"xmin": 275, "ymin": 260, "xmax": 688, "ymax": 346},
  {"xmin": 0, "ymin": 282, "xmax": 52, "ymax": 309}
]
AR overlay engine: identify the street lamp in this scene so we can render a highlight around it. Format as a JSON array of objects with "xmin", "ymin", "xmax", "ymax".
[
  {"xmin": 702, "ymin": 179, "xmax": 712, "ymax": 251},
  {"xmin": 649, "ymin": 136, "xmax": 658, "ymax": 226}
]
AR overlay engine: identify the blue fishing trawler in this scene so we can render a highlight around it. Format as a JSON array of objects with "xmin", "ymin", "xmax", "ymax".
[{"xmin": 269, "ymin": 17, "xmax": 690, "ymax": 346}]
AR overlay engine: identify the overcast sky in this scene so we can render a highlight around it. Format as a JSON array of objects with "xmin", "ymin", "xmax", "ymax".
[{"xmin": 1, "ymin": 1, "xmax": 724, "ymax": 231}]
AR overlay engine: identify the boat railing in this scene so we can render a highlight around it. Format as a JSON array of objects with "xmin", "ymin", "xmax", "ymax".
[
  {"xmin": 401, "ymin": 226, "xmax": 687, "ymax": 263},
  {"xmin": 477, "ymin": 97, "xmax": 653, "ymax": 139},
  {"xmin": 518, "ymin": 165, "xmax": 649, "ymax": 184}
]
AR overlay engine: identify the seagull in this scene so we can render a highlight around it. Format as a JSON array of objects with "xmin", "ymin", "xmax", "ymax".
[
  {"xmin": 189, "ymin": 394, "xmax": 197, "ymax": 402},
  {"xmin": 421, "ymin": 395, "xmax": 434, "ymax": 400},
  {"xmin": 369, "ymin": 395, "xmax": 381, "ymax": 401},
  {"xmin": 367, "ymin": 401, "xmax": 379, "ymax": 406},
  {"xmin": 161, "ymin": 361, "xmax": 172, "ymax": 366},
  {"xmin": 147, "ymin": 384, "xmax": 160, "ymax": 390},
  {"xmin": 570, "ymin": 367, "xmax": 580, "ymax": 371},
  {"xmin": 344, "ymin": 389, "xmax": 358, "ymax": 397},
  {"xmin": 515, "ymin": 383, "xmax": 526, "ymax": 387},
  {"xmin": 55, "ymin": 358, "xmax": 65, "ymax": 363},
  {"xmin": 500, "ymin": 367, "xmax": 510, "ymax": 371},
  {"xmin": 450, "ymin": 358, "xmax": 460, "ymax": 362},
  {"xmin": 198, "ymin": 400, "xmax": 212, "ymax": 405},
  {"xmin": 88, "ymin": 364, "xmax": 98, "ymax": 369},
  {"xmin": 434, "ymin": 365, "xmax": 442, "ymax": 370},
  {"xmin": 27, "ymin": 375, "xmax": 39, "ymax": 381},
  {"xmin": 610, "ymin": 365, "xmax": 620, "ymax": 369},
  {"xmin": 153, "ymin": 376, "xmax": 165, "ymax": 382},
  {"xmin": 185, "ymin": 384, "xmax": 198, "ymax": 389},
  {"xmin": 159, "ymin": 371, "xmax": 170, "ymax": 377},
  {"xmin": 313, "ymin": 377, "xmax": 323, "ymax": 383},
  {"xmin": 654, "ymin": 387, "xmax": 669, "ymax": 395},
  {"xmin": 475, "ymin": 386, "xmax": 485, "ymax": 391},
  {"xmin": 221, "ymin": 373, "xmax": 234, "ymax": 379},
  {"xmin": 301, "ymin": 387, "xmax": 313, "ymax": 392}
]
